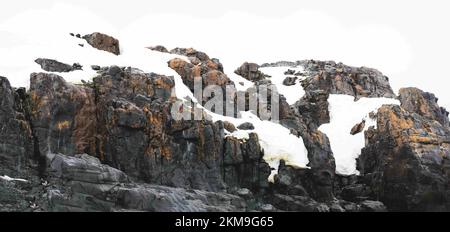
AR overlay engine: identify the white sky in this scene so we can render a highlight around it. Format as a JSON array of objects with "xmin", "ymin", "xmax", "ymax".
[{"xmin": 1, "ymin": 0, "xmax": 449, "ymax": 109}]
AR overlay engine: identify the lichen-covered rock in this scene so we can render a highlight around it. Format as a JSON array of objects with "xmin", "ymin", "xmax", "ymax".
[
  {"xmin": 27, "ymin": 66, "xmax": 270, "ymax": 193},
  {"xmin": 170, "ymin": 47, "xmax": 213, "ymax": 65},
  {"xmin": 359, "ymin": 104, "xmax": 450, "ymax": 211},
  {"xmin": 83, "ymin": 32, "xmax": 120, "ymax": 55},
  {"xmin": 92, "ymin": 67, "xmax": 227, "ymax": 191},
  {"xmin": 168, "ymin": 56, "xmax": 232, "ymax": 105},
  {"xmin": 399, "ymin": 87, "xmax": 449, "ymax": 126},
  {"xmin": 234, "ymin": 62, "xmax": 268, "ymax": 82},
  {"xmin": 29, "ymin": 73, "xmax": 97, "ymax": 157},
  {"xmin": 35, "ymin": 58, "xmax": 82, "ymax": 73},
  {"xmin": 300, "ymin": 60, "xmax": 396, "ymax": 100}
]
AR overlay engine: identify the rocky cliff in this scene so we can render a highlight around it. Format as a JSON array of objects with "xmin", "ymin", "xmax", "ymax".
[{"xmin": 0, "ymin": 33, "xmax": 448, "ymax": 212}]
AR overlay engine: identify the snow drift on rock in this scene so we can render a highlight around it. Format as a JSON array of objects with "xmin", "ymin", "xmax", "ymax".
[
  {"xmin": 259, "ymin": 66, "xmax": 306, "ymax": 105},
  {"xmin": 319, "ymin": 94, "xmax": 399, "ymax": 175}
]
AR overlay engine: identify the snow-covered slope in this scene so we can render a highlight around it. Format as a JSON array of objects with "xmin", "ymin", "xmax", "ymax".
[{"xmin": 319, "ymin": 95, "xmax": 399, "ymax": 175}]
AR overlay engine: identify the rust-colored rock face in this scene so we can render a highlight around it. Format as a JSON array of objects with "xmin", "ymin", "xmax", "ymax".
[
  {"xmin": 168, "ymin": 57, "xmax": 232, "ymax": 95},
  {"xmin": 83, "ymin": 32, "xmax": 120, "ymax": 55},
  {"xmin": 29, "ymin": 73, "xmax": 97, "ymax": 156},
  {"xmin": 399, "ymin": 87, "xmax": 450, "ymax": 127},
  {"xmin": 26, "ymin": 66, "xmax": 269, "ymax": 193},
  {"xmin": 168, "ymin": 48, "xmax": 232, "ymax": 107},
  {"xmin": 360, "ymin": 105, "xmax": 450, "ymax": 211}
]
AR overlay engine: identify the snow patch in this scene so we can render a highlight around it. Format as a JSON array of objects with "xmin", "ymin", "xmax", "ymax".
[
  {"xmin": 259, "ymin": 66, "xmax": 306, "ymax": 105},
  {"xmin": 225, "ymin": 130, "xmax": 250, "ymax": 141},
  {"xmin": 204, "ymin": 109, "xmax": 309, "ymax": 182},
  {"xmin": 0, "ymin": 32, "xmax": 190, "ymax": 89},
  {"xmin": 0, "ymin": 175, "xmax": 28, "ymax": 183},
  {"xmin": 226, "ymin": 70, "xmax": 255, "ymax": 92},
  {"xmin": 318, "ymin": 94, "xmax": 399, "ymax": 175}
]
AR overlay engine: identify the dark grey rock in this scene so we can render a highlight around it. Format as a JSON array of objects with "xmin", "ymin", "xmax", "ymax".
[
  {"xmin": 282, "ymin": 76, "xmax": 297, "ymax": 86},
  {"xmin": 147, "ymin": 45, "xmax": 169, "ymax": 53},
  {"xmin": 237, "ymin": 122, "xmax": 255, "ymax": 130},
  {"xmin": 45, "ymin": 153, "xmax": 247, "ymax": 212},
  {"xmin": 0, "ymin": 76, "xmax": 34, "ymax": 178},
  {"xmin": 35, "ymin": 58, "xmax": 82, "ymax": 72},
  {"xmin": 284, "ymin": 69, "xmax": 296, "ymax": 75},
  {"xmin": 234, "ymin": 62, "xmax": 268, "ymax": 82}
]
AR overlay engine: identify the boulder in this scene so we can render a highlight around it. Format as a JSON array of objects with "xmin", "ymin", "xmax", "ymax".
[
  {"xmin": 350, "ymin": 120, "xmax": 365, "ymax": 135},
  {"xmin": 282, "ymin": 76, "xmax": 297, "ymax": 86},
  {"xmin": 237, "ymin": 122, "xmax": 255, "ymax": 130},
  {"xmin": 83, "ymin": 32, "xmax": 120, "ymax": 55},
  {"xmin": 35, "ymin": 58, "xmax": 82, "ymax": 73},
  {"xmin": 234, "ymin": 62, "xmax": 267, "ymax": 82}
]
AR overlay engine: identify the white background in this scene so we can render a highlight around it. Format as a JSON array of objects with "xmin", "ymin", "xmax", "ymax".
[{"xmin": 1, "ymin": 0, "xmax": 449, "ymax": 109}]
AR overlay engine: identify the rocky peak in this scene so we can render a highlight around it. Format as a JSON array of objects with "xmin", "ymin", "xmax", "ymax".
[{"xmin": 399, "ymin": 87, "xmax": 450, "ymax": 127}]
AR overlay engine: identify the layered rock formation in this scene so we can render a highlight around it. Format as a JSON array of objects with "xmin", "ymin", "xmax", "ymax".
[{"xmin": 359, "ymin": 98, "xmax": 450, "ymax": 211}]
